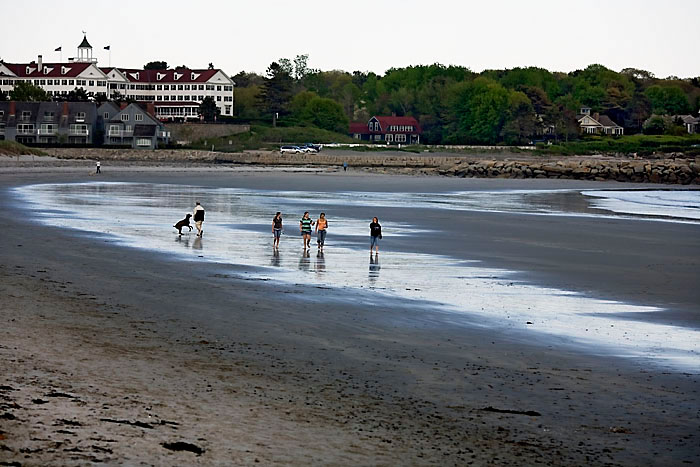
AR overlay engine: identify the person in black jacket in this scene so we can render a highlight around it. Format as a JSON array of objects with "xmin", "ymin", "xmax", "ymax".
[
  {"xmin": 369, "ymin": 217, "xmax": 382, "ymax": 253},
  {"xmin": 193, "ymin": 201, "xmax": 205, "ymax": 237}
]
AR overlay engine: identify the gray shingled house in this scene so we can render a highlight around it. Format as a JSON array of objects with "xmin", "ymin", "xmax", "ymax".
[
  {"xmin": 0, "ymin": 101, "xmax": 97, "ymax": 144},
  {"xmin": 102, "ymin": 103, "xmax": 170, "ymax": 149}
]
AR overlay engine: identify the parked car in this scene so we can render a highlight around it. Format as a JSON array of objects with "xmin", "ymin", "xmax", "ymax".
[
  {"xmin": 302, "ymin": 143, "xmax": 322, "ymax": 152},
  {"xmin": 280, "ymin": 145, "xmax": 302, "ymax": 154}
]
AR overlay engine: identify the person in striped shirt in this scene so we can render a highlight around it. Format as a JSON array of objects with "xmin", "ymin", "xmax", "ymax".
[{"xmin": 299, "ymin": 211, "xmax": 314, "ymax": 250}]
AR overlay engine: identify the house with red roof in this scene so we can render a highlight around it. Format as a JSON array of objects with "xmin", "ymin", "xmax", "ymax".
[
  {"xmin": 349, "ymin": 116, "xmax": 422, "ymax": 144},
  {"xmin": 0, "ymin": 34, "xmax": 235, "ymax": 121}
]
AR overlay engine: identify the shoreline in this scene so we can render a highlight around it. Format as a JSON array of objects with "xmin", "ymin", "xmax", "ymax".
[
  {"xmin": 1, "ymin": 167, "xmax": 699, "ymax": 465},
  {"xmin": 3, "ymin": 147, "xmax": 698, "ymax": 184}
]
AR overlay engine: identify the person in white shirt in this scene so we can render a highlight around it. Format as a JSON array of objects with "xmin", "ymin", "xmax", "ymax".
[{"xmin": 193, "ymin": 202, "xmax": 205, "ymax": 237}]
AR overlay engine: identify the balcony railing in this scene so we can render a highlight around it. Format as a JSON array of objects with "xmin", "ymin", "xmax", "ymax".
[
  {"xmin": 16, "ymin": 128, "xmax": 36, "ymax": 135},
  {"xmin": 158, "ymin": 130, "xmax": 170, "ymax": 138},
  {"xmin": 108, "ymin": 129, "xmax": 133, "ymax": 137},
  {"xmin": 69, "ymin": 128, "xmax": 89, "ymax": 136},
  {"xmin": 37, "ymin": 128, "xmax": 58, "ymax": 135}
]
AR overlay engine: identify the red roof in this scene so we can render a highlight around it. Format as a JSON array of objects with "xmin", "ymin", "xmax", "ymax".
[
  {"xmin": 103, "ymin": 68, "xmax": 221, "ymax": 83},
  {"xmin": 349, "ymin": 122, "xmax": 369, "ymax": 134},
  {"xmin": 371, "ymin": 116, "xmax": 422, "ymax": 134},
  {"xmin": 1, "ymin": 62, "xmax": 94, "ymax": 78}
]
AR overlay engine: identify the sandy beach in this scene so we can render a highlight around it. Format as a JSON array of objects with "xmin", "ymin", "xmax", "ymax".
[{"xmin": 1, "ymin": 163, "xmax": 699, "ymax": 465}]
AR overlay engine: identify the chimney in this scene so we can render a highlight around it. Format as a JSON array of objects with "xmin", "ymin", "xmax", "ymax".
[
  {"xmin": 38, "ymin": 55, "xmax": 43, "ymax": 73},
  {"xmin": 9, "ymin": 101, "xmax": 16, "ymax": 117},
  {"xmin": 62, "ymin": 102, "xmax": 69, "ymax": 118},
  {"xmin": 146, "ymin": 102, "xmax": 155, "ymax": 117},
  {"xmin": 593, "ymin": 112, "xmax": 600, "ymax": 121},
  {"xmin": 120, "ymin": 102, "xmax": 128, "ymax": 110}
]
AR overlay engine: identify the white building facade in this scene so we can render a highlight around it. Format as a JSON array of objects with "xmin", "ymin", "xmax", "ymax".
[{"xmin": 0, "ymin": 35, "xmax": 235, "ymax": 121}]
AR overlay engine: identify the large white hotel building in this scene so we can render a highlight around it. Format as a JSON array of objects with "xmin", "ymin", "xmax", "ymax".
[{"xmin": 0, "ymin": 35, "xmax": 235, "ymax": 121}]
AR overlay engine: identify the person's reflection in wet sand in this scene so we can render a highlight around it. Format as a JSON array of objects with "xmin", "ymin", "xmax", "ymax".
[
  {"xmin": 315, "ymin": 250, "xmax": 326, "ymax": 275},
  {"xmin": 193, "ymin": 236, "xmax": 203, "ymax": 250},
  {"xmin": 369, "ymin": 252, "xmax": 380, "ymax": 284},
  {"xmin": 298, "ymin": 249, "xmax": 311, "ymax": 271},
  {"xmin": 271, "ymin": 248, "xmax": 281, "ymax": 267}
]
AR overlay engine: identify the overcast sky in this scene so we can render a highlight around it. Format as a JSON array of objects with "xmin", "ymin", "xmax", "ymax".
[{"xmin": 2, "ymin": 0, "xmax": 699, "ymax": 79}]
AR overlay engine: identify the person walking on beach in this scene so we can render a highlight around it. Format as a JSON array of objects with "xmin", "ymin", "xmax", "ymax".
[
  {"xmin": 95, "ymin": 160, "xmax": 101, "ymax": 174},
  {"xmin": 299, "ymin": 211, "xmax": 314, "ymax": 249},
  {"xmin": 343, "ymin": 161, "xmax": 348, "ymax": 172},
  {"xmin": 272, "ymin": 212, "xmax": 283, "ymax": 248},
  {"xmin": 315, "ymin": 212, "xmax": 328, "ymax": 249},
  {"xmin": 370, "ymin": 217, "xmax": 382, "ymax": 253},
  {"xmin": 193, "ymin": 201, "xmax": 205, "ymax": 237}
]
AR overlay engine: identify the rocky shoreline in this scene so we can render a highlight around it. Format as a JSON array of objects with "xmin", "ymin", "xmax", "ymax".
[{"xmin": 31, "ymin": 148, "xmax": 700, "ymax": 184}]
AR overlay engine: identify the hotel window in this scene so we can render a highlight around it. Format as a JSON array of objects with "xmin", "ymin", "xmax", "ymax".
[
  {"xmin": 156, "ymin": 95, "xmax": 162, "ymax": 101},
  {"xmin": 21, "ymin": 111, "xmax": 31, "ymax": 119},
  {"xmin": 178, "ymin": 85, "xmax": 183, "ymax": 90},
  {"xmin": 104, "ymin": 112, "xmax": 110, "ymax": 119},
  {"xmin": 44, "ymin": 111, "xmax": 55, "ymax": 120},
  {"xmin": 185, "ymin": 85, "xmax": 190, "ymax": 90},
  {"xmin": 89, "ymin": 80, "xmax": 95, "ymax": 86},
  {"xmin": 216, "ymin": 96, "xmax": 221, "ymax": 101},
  {"xmin": 136, "ymin": 138, "xmax": 151, "ymax": 147},
  {"xmin": 121, "ymin": 114, "xmax": 129, "ymax": 121},
  {"xmin": 178, "ymin": 95, "xmax": 183, "ymax": 101},
  {"xmin": 163, "ymin": 84, "xmax": 169, "ymax": 90},
  {"xmin": 76, "ymin": 112, "xmax": 86, "ymax": 121},
  {"xmin": 199, "ymin": 85, "xmax": 204, "ymax": 90},
  {"xmin": 156, "ymin": 85, "xmax": 162, "ymax": 90},
  {"xmin": 206, "ymin": 84, "xmax": 214, "ymax": 91},
  {"xmin": 216, "ymin": 85, "xmax": 221, "ymax": 91},
  {"xmin": 47, "ymin": 79, "xmax": 53, "ymax": 85}
]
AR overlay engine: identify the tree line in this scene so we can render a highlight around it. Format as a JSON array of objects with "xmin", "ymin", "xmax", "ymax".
[{"xmin": 238, "ymin": 58, "xmax": 700, "ymax": 144}]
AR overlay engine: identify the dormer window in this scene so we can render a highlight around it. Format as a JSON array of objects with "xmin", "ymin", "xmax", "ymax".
[
  {"xmin": 44, "ymin": 111, "xmax": 55, "ymax": 121},
  {"xmin": 61, "ymin": 66, "xmax": 71, "ymax": 75},
  {"xmin": 157, "ymin": 73, "xmax": 165, "ymax": 81},
  {"xmin": 174, "ymin": 72, "xmax": 182, "ymax": 81},
  {"xmin": 191, "ymin": 72, "xmax": 200, "ymax": 80},
  {"xmin": 75, "ymin": 112, "xmax": 86, "ymax": 122},
  {"xmin": 21, "ymin": 111, "xmax": 32, "ymax": 121}
]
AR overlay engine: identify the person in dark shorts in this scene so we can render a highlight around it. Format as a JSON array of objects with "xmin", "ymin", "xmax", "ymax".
[
  {"xmin": 315, "ymin": 212, "xmax": 328, "ymax": 249},
  {"xmin": 193, "ymin": 201, "xmax": 205, "ymax": 237},
  {"xmin": 299, "ymin": 211, "xmax": 314, "ymax": 250},
  {"xmin": 272, "ymin": 212, "xmax": 283, "ymax": 248},
  {"xmin": 370, "ymin": 216, "xmax": 382, "ymax": 253}
]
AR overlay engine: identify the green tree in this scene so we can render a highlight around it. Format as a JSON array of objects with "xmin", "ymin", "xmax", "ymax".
[
  {"xmin": 643, "ymin": 116, "xmax": 666, "ymax": 135},
  {"xmin": 645, "ymin": 85, "xmax": 691, "ymax": 114},
  {"xmin": 446, "ymin": 78, "xmax": 512, "ymax": 144},
  {"xmin": 233, "ymin": 84, "xmax": 262, "ymax": 120},
  {"xmin": 258, "ymin": 62, "xmax": 293, "ymax": 126},
  {"xmin": 66, "ymin": 87, "xmax": 90, "ymax": 101},
  {"xmin": 199, "ymin": 96, "xmax": 220, "ymax": 122},
  {"xmin": 10, "ymin": 81, "xmax": 50, "ymax": 101},
  {"xmin": 144, "ymin": 61, "xmax": 168, "ymax": 70},
  {"xmin": 297, "ymin": 97, "xmax": 349, "ymax": 133}
]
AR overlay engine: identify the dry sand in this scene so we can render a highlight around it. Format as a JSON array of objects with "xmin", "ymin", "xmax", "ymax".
[{"xmin": 1, "ymin": 165, "xmax": 699, "ymax": 466}]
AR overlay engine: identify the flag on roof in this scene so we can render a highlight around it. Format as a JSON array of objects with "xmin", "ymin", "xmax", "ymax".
[
  {"xmin": 104, "ymin": 45, "xmax": 110, "ymax": 50},
  {"xmin": 55, "ymin": 46, "xmax": 62, "ymax": 52}
]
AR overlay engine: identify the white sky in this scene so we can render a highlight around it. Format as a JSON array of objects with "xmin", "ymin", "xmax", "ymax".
[{"xmin": 1, "ymin": 0, "xmax": 699, "ymax": 79}]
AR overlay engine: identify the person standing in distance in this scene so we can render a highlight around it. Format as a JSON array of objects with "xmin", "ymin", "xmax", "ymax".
[
  {"xmin": 272, "ymin": 212, "xmax": 283, "ymax": 248},
  {"xmin": 315, "ymin": 212, "xmax": 328, "ymax": 250},
  {"xmin": 299, "ymin": 211, "xmax": 314, "ymax": 250},
  {"xmin": 369, "ymin": 217, "xmax": 382, "ymax": 253},
  {"xmin": 193, "ymin": 201, "xmax": 205, "ymax": 237},
  {"xmin": 95, "ymin": 160, "xmax": 101, "ymax": 174}
]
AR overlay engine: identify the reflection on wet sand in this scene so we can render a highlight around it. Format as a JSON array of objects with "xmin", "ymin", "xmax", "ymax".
[
  {"xmin": 271, "ymin": 248, "xmax": 281, "ymax": 267},
  {"xmin": 315, "ymin": 251, "xmax": 326, "ymax": 275},
  {"xmin": 298, "ymin": 249, "xmax": 311, "ymax": 272},
  {"xmin": 16, "ymin": 181, "xmax": 700, "ymax": 371},
  {"xmin": 369, "ymin": 252, "xmax": 381, "ymax": 283}
]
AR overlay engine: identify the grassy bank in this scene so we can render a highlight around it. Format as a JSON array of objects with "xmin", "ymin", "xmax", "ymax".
[
  {"xmin": 536, "ymin": 134, "xmax": 700, "ymax": 157},
  {"xmin": 188, "ymin": 125, "xmax": 354, "ymax": 152},
  {"xmin": 0, "ymin": 141, "xmax": 46, "ymax": 157}
]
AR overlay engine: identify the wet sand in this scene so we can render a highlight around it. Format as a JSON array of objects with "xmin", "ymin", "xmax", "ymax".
[{"xmin": 1, "ymin": 167, "xmax": 699, "ymax": 465}]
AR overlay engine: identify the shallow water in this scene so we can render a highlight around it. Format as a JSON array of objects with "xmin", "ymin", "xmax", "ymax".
[{"xmin": 15, "ymin": 182, "xmax": 700, "ymax": 371}]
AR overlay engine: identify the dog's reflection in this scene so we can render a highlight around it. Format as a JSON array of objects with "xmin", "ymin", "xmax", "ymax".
[{"xmin": 175, "ymin": 235, "xmax": 191, "ymax": 248}]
